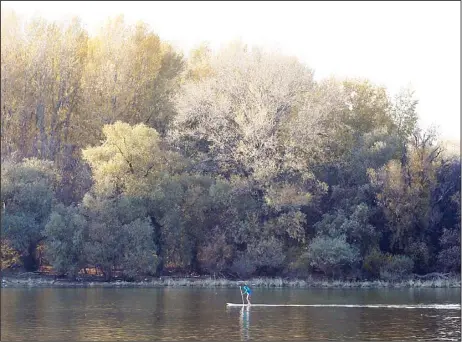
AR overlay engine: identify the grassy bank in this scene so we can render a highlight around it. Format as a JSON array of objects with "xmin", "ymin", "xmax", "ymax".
[{"xmin": 2, "ymin": 273, "xmax": 460, "ymax": 288}]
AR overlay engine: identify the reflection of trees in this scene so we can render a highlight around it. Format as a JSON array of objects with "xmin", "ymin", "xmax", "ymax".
[
  {"xmin": 239, "ymin": 305, "xmax": 250, "ymax": 341},
  {"xmin": 4, "ymin": 288, "xmax": 456, "ymax": 340},
  {"xmin": 356, "ymin": 309, "xmax": 442, "ymax": 341},
  {"xmin": 280, "ymin": 307, "xmax": 361, "ymax": 339},
  {"xmin": 64, "ymin": 287, "xmax": 169, "ymax": 340},
  {"xmin": 2, "ymin": 288, "xmax": 44, "ymax": 340},
  {"xmin": 2, "ymin": 288, "xmax": 85, "ymax": 340}
]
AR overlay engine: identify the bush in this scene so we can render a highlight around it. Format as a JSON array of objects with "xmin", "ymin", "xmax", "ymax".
[
  {"xmin": 43, "ymin": 204, "xmax": 87, "ymax": 278},
  {"xmin": 229, "ymin": 237, "xmax": 286, "ymax": 278},
  {"xmin": 1, "ymin": 158, "xmax": 59, "ymax": 271},
  {"xmin": 305, "ymin": 235, "xmax": 360, "ymax": 278},
  {"xmin": 362, "ymin": 248, "xmax": 387, "ymax": 279},
  {"xmin": 119, "ymin": 218, "xmax": 160, "ymax": 278},
  {"xmin": 405, "ymin": 241, "xmax": 429, "ymax": 273},
  {"xmin": 197, "ymin": 230, "xmax": 233, "ymax": 274},
  {"xmin": 437, "ymin": 246, "xmax": 461, "ymax": 273},
  {"xmin": 379, "ymin": 254, "xmax": 414, "ymax": 281},
  {"xmin": 250, "ymin": 237, "xmax": 286, "ymax": 273},
  {"xmin": 437, "ymin": 228, "xmax": 461, "ymax": 273},
  {"xmin": 83, "ymin": 194, "xmax": 159, "ymax": 280},
  {"xmin": 282, "ymin": 246, "xmax": 309, "ymax": 278},
  {"xmin": 230, "ymin": 253, "xmax": 257, "ymax": 278}
]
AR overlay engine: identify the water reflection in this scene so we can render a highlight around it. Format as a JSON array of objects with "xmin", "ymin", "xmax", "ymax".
[
  {"xmin": 239, "ymin": 305, "xmax": 250, "ymax": 341},
  {"xmin": 1, "ymin": 287, "xmax": 460, "ymax": 341}
]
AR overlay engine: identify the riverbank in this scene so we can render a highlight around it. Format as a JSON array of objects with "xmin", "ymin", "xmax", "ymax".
[{"xmin": 1, "ymin": 273, "xmax": 460, "ymax": 288}]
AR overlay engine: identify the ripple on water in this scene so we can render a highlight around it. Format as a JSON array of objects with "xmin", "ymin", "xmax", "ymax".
[{"xmin": 1, "ymin": 287, "xmax": 460, "ymax": 341}]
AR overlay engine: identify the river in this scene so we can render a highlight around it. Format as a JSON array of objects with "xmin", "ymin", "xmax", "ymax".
[{"xmin": 1, "ymin": 287, "xmax": 460, "ymax": 341}]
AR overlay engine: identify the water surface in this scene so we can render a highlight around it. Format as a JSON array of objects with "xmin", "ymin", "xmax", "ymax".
[{"xmin": 1, "ymin": 287, "xmax": 460, "ymax": 341}]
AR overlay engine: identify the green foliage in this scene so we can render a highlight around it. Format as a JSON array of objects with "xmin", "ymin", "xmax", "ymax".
[
  {"xmin": 1, "ymin": 12, "xmax": 459, "ymax": 280},
  {"xmin": 305, "ymin": 235, "xmax": 360, "ymax": 278},
  {"xmin": 82, "ymin": 121, "xmax": 180, "ymax": 197},
  {"xmin": 437, "ymin": 246, "xmax": 461, "ymax": 273},
  {"xmin": 390, "ymin": 88, "xmax": 419, "ymax": 143},
  {"xmin": 1, "ymin": 158, "xmax": 58, "ymax": 270},
  {"xmin": 362, "ymin": 248, "xmax": 387, "ymax": 279},
  {"xmin": 264, "ymin": 210, "xmax": 307, "ymax": 243},
  {"xmin": 152, "ymin": 174, "xmax": 215, "ymax": 270},
  {"xmin": 118, "ymin": 218, "xmax": 160, "ymax": 278},
  {"xmin": 248, "ymin": 237, "xmax": 286, "ymax": 274},
  {"xmin": 314, "ymin": 204, "xmax": 379, "ymax": 256},
  {"xmin": 437, "ymin": 228, "xmax": 461, "ymax": 273},
  {"xmin": 197, "ymin": 229, "xmax": 233, "ymax": 274},
  {"xmin": 379, "ymin": 254, "xmax": 414, "ymax": 281},
  {"xmin": 230, "ymin": 253, "xmax": 257, "ymax": 278},
  {"xmin": 43, "ymin": 204, "xmax": 87, "ymax": 277},
  {"xmin": 82, "ymin": 194, "xmax": 158, "ymax": 280},
  {"xmin": 405, "ymin": 241, "xmax": 430, "ymax": 274},
  {"xmin": 370, "ymin": 128, "xmax": 442, "ymax": 252}
]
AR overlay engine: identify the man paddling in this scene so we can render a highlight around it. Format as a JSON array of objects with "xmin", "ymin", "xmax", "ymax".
[{"xmin": 241, "ymin": 284, "xmax": 252, "ymax": 305}]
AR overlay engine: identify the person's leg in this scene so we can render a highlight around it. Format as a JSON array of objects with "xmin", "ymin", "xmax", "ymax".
[{"xmin": 246, "ymin": 293, "xmax": 251, "ymax": 305}]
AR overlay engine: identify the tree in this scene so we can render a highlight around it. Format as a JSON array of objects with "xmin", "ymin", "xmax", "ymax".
[
  {"xmin": 43, "ymin": 203, "xmax": 87, "ymax": 278},
  {"xmin": 313, "ymin": 203, "xmax": 380, "ymax": 259},
  {"xmin": 82, "ymin": 121, "xmax": 182, "ymax": 198},
  {"xmin": 369, "ymin": 128, "xmax": 443, "ymax": 273},
  {"xmin": 1, "ymin": 158, "xmax": 59, "ymax": 270},
  {"xmin": 390, "ymin": 88, "xmax": 419, "ymax": 144},
  {"xmin": 81, "ymin": 16, "xmax": 183, "ymax": 142},
  {"xmin": 82, "ymin": 194, "xmax": 159, "ymax": 280},
  {"xmin": 379, "ymin": 254, "xmax": 414, "ymax": 281},
  {"xmin": 437, "ymin": 192, "xmax": 461, "ymax": 273},
  {"xmin": 82, "ymin": 121, "xmax": 182, "ymax": 276},
  {"xmin": 1, "ymin": 13, "xmax": 88, "ymax": 161},
  {"xmin": 185, "ymin": 43, "xmax": 213, "ymax": 81},
  {"xmin": 171, "ymin": 42, "xmax": 330, "ymax": 186},
  {"xmin": 152, "ymin": 174, "xmax": 215, "ymax": 271},
  {"xmin": 304, "ymin": 235, "xmax": 360, "ymax": 278}
]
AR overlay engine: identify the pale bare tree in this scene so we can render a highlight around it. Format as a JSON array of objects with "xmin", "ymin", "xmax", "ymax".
[{"xmin": 171, "ymin": 43, "xmax": 336, "ymax": 188}]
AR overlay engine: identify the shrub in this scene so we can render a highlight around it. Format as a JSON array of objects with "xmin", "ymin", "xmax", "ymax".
[
  {"xmin": 83, "ymin": 194, "xmax": 159, "ymax": 281},
  {"xmin": 437, "ymin": 228, "xmax": 461, "ymax": 273},
  {"xmin": 230, "ymin": 253, "xmax": 257, "ymax": 278},
  {"xmin": 405, "ymin": 241, "xmax": 429, "ymax": 273},
  {"xmin": 43, "ymin": 204, "xmax": 87, "ymax": 278},
  {"xmin": 362, "ymin": 248, "xmax": 387, "ymax": 279},
  {"xmin": 379, "ymin": 254, "xmax": 414, "ymax": 281},
  {"xmin": 437, "ymin": 246, "xmax": 461, "ymax": 273},
  {"xmin": 250, "ymin": 237, "xmax": 286, "ymax": 273},
  {"xmin": 305, "ymin": 235, "xmax": 360, "ymax": 278},
  {"xmin": 119, "ymin": 218, "xmax": 160, "ymax": 279},
  {"xmin": 197, "ymin": 230, "xmax": 233, "ymax": 274},
  {"xmin": 230, "ymin": 237, "xmax": 286, "ymax": 278},
  {"xmin": 283, "ymin": 246, "xmax": 310, "ymax": 278}
]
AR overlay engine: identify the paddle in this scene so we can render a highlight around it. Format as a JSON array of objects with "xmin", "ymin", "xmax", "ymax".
[{"xmin": 239, "ymin": 285, "xmax": 244, "ymax": 305}]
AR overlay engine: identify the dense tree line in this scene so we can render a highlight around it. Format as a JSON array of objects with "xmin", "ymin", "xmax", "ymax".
[{"xmin": 1, "ymin": 11, "xmax": 460, "ymax": 281}]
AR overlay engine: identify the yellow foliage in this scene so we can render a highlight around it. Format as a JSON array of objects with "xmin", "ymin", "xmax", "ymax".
[{"xmin": 1, "ymin": 240, "xmax": 21, "ymax": 270}]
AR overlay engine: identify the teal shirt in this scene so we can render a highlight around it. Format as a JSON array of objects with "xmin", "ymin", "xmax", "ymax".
[{"xmin": 242, "ymin": 286, "xmax": 252, "ymax": 295}]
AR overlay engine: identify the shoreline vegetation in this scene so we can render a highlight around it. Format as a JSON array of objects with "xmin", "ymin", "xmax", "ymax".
[
  {"xmin": 1, "ymin": 11, "xmax": 460, "ymax": 285},
  {"xmin": 2, "ymin": 272, "xmax": 460, "ymax": 289}
]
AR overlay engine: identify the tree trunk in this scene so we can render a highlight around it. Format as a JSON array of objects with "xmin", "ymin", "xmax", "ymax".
[{"xmin": 36, "ymin": 103, "xmax": 48, "ymax": 159}]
